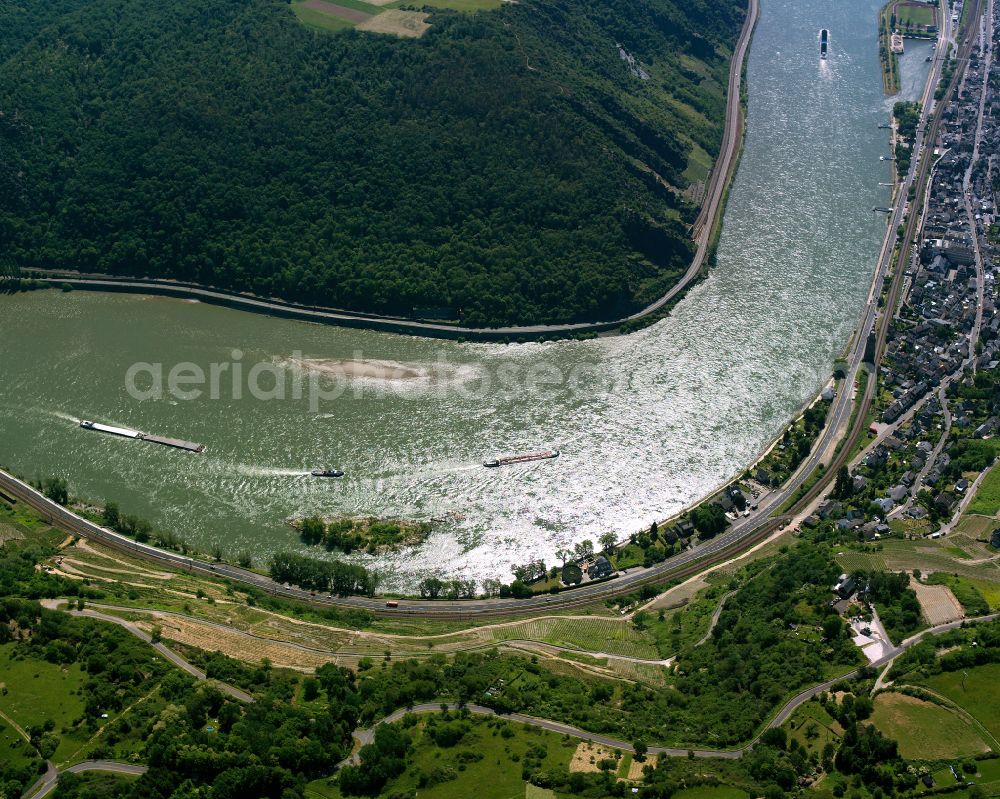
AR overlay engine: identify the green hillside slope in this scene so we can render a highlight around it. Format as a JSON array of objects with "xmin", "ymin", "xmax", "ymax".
[{"xmin": 0, "ymin": 0, "xmax": 744, "ymax": 326}]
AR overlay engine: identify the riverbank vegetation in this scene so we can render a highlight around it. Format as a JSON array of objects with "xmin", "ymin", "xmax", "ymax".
[
  {"xmin": 0, "ymin": 0, "xmax": 746, "ymax": 327},
  {"xmin": 293, "ymin": 515, "xmax": 431, "ymax": 555},
  {"xmin": 747, "ymin": 396, "xmax": 832, "ymax": 489},
  {"xmin": 269, "ymin": 551, "xmax": 378, "ymax": 596},
  {"xmin": 880, "ymin": 1, "xmax": 902, "ymax": 94}
]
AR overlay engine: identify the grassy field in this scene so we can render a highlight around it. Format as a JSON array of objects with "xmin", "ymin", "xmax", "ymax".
[
  {"xmin": 969, "ymin": 465, "xmax": 1000, "ymax": 516},
  {"xmin": 292, "ymin": 5, "xmax": 358, "ymax": 31},
  {"xmin": 782, "ymin": 700, "xmax": 844, "ymax": 758},
  {"xmin": 292, "ymin": 0, "xmax": 501, "ymax": 37},
  {"xmin": 920, "ymin": 664, "xmax": 1000, "ymax": 739},
  {"xmin": 925, "ymin": 758, "xmax": 1000, "ymax": 797},
  {"xmin": 0, "ymin": 644, "xmax": 88, "ymax": 764},
  {"xmin": 0, "ymin": 717, "xmax": 40, "ymax": 774},
  {"xmin": 970, "ymin": 578, "xmax": 1000, "ymax": 609},
  {"xmin": 305, "ymin": 716, "xmax": 575, "ymax": 799},
  {"xmin": 682, "ymin": 143, "xmax": 713, "ymax": 186},
  {"xmin": 869, "ymin": 692, "xmax": 988, "ymax": 760},
  {"xmin": 671, "ymin": 787, "xmax": 749, "ymax": 799},
  {"xmin": 895, "ymin": 1, "xmax": 937, "ymax": 28},
  {"xmin": 387, "ymin": 0, "xmax": 502, "ymax": 9}
]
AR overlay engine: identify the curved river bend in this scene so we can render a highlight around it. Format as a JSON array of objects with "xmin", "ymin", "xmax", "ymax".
[{"xmin": 1, "ymin": 0, "xmax": 902, "ymax": 588}]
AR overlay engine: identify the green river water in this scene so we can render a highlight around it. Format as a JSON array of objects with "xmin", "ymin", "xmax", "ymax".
[{"xmin": 0, "ymin": 0, "xmax": 931, "ymax": 587}]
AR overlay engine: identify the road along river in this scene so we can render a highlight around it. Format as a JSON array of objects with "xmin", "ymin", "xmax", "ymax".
[{"xmin": 0, "ymin": 0, "xmax": 896, "ymax": 589}]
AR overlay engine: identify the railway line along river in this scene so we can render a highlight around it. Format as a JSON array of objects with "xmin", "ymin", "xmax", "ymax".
[{"xmin": 0, "ymin": 0, "xmax": 897, "ymax": 589}]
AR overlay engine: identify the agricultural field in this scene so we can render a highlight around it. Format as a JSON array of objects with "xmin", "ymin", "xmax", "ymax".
[
  {"xmin": 919, "ymin": 664, "xmax": 1000, "ymax": 740},
  {"xmin": 834, "ymin": 549, "xmax": 887, "ymax": 573},
  {"xmin": 290, "ymin": 0, "xmax": 501, "ymax": 37},
  {"xmin": 924, "ymin": 573, "xmax": 990, "ymax": 615},
  {"xmin": 43, "ymin": 530, "xmax": 680, "ymax": 687},
  {"xmin": 836, "ymin": 537, "xmax": 1000, "ymax": 586},
  {"xmin": 869, "ymin": 692, "xmax": 989, "ymax": 760},
  {"xmin": 291, "ymin": 0, "xmax": 431, "ymax": 37},
  {"xmin": 910, "ymin": 579, "xmax": 964, "ymax": 625},
  {"xmin": 969, "ymin": 465, "xmax": 1000, "ymax": 516},
  {"xmin": 953, "ymin": 514, "xmax": 998, "ymax": 539}
]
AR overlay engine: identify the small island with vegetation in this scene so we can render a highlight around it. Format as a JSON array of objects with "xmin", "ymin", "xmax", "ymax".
[{"xmin": 291, "ymin": 514, "xmax": 432, "ymax": 554}]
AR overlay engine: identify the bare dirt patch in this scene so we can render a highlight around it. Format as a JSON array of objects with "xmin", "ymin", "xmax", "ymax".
[
  {"xmin": 911, "ymin": 578, "xmax": 964, "ymax": 626},
  {"xmin": 642, "ymin": 576, "xmax": 709, "ymax": 611},
  {"xmin": 570, "ymin": 742, "xmax": 620, "ymax": 773},
  {"xmin": 356, "ymin": 9, "xmax": 430, "ymax": 37},
  {"xmin": 68, "ymin": 539, "xmax": 175, "ymax": 578},
  {"xmin": 135, "ymin": 616, "xmax": 337, "ymax": 672},
  {"xmin": 300, "ymin": 0, "xmax": 373, "ymax": 23}
]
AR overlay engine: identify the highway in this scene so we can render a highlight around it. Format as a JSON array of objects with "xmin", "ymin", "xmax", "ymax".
[{"xmin": 26, "ymin": 0, "xmax": 760, "ymax": 342}]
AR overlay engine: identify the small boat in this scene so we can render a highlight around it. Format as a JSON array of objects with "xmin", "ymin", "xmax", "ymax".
[
  {"xmin": 484, "ymin": 450, "xmax": 560, "ymax": 468},
  {"xmin": 311, "ymin": 469, "xmax": 344, "ymax": 478},
  {"xmin": 820, "ymin": 28, "xmax": 829, "ymax": 59}
]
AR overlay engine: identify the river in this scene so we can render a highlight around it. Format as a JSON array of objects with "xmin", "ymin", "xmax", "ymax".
[{"xmin": 0, "ymin": 0, "xmax": 898, "ymax": 588}]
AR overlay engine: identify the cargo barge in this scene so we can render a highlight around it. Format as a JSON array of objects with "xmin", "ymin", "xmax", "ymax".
[
  {"xmin": 80, "ymin": 420, "xmax": 205, "ymax": 453},
  {"xmin": 484, "ymin": 449, "xmax": 560, "ymax": 468}
]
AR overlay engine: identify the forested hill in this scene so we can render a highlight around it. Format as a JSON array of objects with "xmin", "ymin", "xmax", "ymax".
[{"xmin": 0, "ymin": 0, "xmax": 745, "ymax": 326}]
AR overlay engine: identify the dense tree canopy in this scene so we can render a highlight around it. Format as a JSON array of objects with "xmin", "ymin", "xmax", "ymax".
[{"xmin": 0, "ymin": 0, "xmax": 744, "ymax": 325}]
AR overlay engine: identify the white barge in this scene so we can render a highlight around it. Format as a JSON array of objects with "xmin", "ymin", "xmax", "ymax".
[
  {"xmin": 80, "ymin": 420, "xmax": 141, "ymax": 439},
  {"xmin": 79, "ymin": 420, "xmax": 205, "ymax": 453}
]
